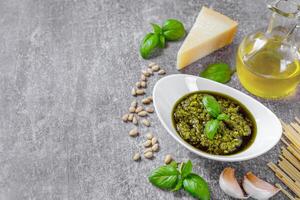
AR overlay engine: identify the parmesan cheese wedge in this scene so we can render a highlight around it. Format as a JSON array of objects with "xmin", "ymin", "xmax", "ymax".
[{"xmin": 177, "ymin": 7, "xmax": 238, "ymax": 69}]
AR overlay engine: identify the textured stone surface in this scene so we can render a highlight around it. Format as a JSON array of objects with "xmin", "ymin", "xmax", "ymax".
[{"xmin": 0, "ymin": 0, "xmax": 299, "ymax": 199}]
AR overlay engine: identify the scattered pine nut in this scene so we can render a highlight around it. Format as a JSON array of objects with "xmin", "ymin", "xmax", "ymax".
[
  {"xmin": 136, "ymin": 89, "xmax": 145, "ymax": 95},
  {"xmin": 130, "ymin": 100, "xmax": 137, "ymax": 108},
  {"xmin": 147, "ymin": 96, "xmax": 153, "ymax": 101},
  {"xmin": 144, "ymin": 140, "xmax": 152, "ymax": 147},
  {"xmin": 129, "ymin": 106, "xmax": 136, "ymax": 113},
  {"xmin": 135, "ymin": 106, "xmax": 143, "ymax": 113},
  {"xmin": 146, "ymin": 107, "xmax": 154, "ymax": 113},
  {"xmin": 146, "ymin": 133, "xmax": 153, "ymax": 140},
  {"xmin": 131, "ymin": 88, "xmax": 137, "ymax": 96},
  {"xmin": 142, "ymin": 119, "xmax": 150, "ymax": 127},
  {"xmin": 147, "ymin": 68, "xmax": 153, "ymax": 75},
  {"xmin": 135, "ymin": 81, "xmax": 141, "ymax": 88},
  {"xmin": 144, "ymin": 151, "xmax": 153, "ymax": 159},
  {"xmin": 164, "ymin": 154, "xmax": 173, "ymax": 164},
  {"xmin": 144, "ymin": 148, "xmax": 152, "ymax": 154},
  {"xmin": 133, "ymin": 153, "xmax": 141, "ymax": 161},
  {"xmin": 132, "ymin": 116, "xmax": 138, "ymax": 125},
  {"xmin": 158, "ymin": 69, "xmax": 166, "ymax": 75},
  {"xmin": 140, "ymin": 74, "xmax": 147, "ymax": 81},
  {"xmin": 140, "ymin": 81, "xmax": 147, "ymax": 88},
  {"xmin": 151, "ymin": 137, "xmax": 158, "ymax": 145},
  {"xmin": 138, "ymin": 111, "xmax": 148, "ymax": 117},
  {"xmin": 142, "ymin": 98, "xmax": 151, "ymax": 104},
  {"xmin": 128, "ymin": 114, "xmax": 134, "ymax": 121},
  {"xmin": 152, "ymin": 144, "xmax": 159, "ymax": 152},
  {"xmin": 151, "ymin": 64, "xmax": 160, "ymax": 72},
  {"xmin": 148, "ymin": 62, "xmax": 156, "ymax": 68},
  {"xmin": 142, "ymin": 70, "xmax": 150, "ymax": 77},
  {"xmin": 129, "ymin": 128, "xmax": 138, "ymax": 137},
  {"xmin": 122, "ymin": 114, "xmax": 129, "ymax": 122}
]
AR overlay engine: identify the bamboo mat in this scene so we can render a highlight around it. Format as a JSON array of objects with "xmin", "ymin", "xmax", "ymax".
[{"xmin": 268, "ymin": 117, "xmax": 300, "ymax": 200}]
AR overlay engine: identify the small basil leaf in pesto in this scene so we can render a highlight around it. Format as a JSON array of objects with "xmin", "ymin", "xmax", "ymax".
[
  {"xmin": 158, "ymin": 34, "xmax": 166, "ymax": 48},
  {"xmin": 217, "ymin": 113, "xmax": 230, "ymax": 121},
  {"xmin": 162, "ymin": 19, "xmax": 185, "ymax": 41},
  {"xmin": 180, "ymin": 160, "xmax": 192, "ymax": 178},
  {"xmin": 200, "ymin": 63, "xmax": 232, "ymax": 83},
  {"xmin": 202, "ymin": 95, "xmax": 221, "ymax": 118},
  {"xmin": 148, "ymin": 165, "xmax": 179, "ymax": 190},
  {"xmin": 183, "ymin": 173, "xmax": 210, "ymax": 200},
  {"xmin": 205, "ymin": 119, "xmax": 219, "ymax": 140},
  {"xmin": 140, "ymin": 33, "xmax": 159, "ymax": 59},
  {"xmin": 151, "ymin": 23, "xmax": 162, "ymax": 34}
]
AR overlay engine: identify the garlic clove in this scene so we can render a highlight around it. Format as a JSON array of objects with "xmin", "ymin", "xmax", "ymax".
[
  {"xmin": 242, "ymin": 172, "xmax": 280, "ymax": 200},
  {"xmin": 219, "ymin": 167, "xmax": 249, "ymax": 199}
]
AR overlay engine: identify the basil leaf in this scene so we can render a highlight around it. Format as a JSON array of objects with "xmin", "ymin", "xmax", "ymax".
[
  {"xmin": 200, "ymin": 63, "xmax": 232, "ymax": 83},
  {"xmin": 202, "ymin": 95, "xmax": 221, "ymax": 118},
  {"xmin": 217, "ymin": 113, "xmax": 229, "ymax": 121},
  {"xmin": 172, "ymin": 177, "xmax": 183, "ymax": 192},
  {"xmin": 148, "ymin": 165, "xmax": 179, "ymax": 190},
  {"xmin": 181, "ymin": 160, "xmax": 192, "ymax": 178},
  {"xmin": 204, "ymin": 119, "xmax": 219, "ymax": 140},
  {"xmin": 162, "ymin": 19, "xmax": 185, "ymax": 41},
  {"xmin": 158, "ymin": 34, "xmax": 166, "ymax": 48},
  {"xmin": 151, "ymin": 23, "xmax": 162, "ymax": 34},
  {"xmin": 183, "ymin": 174, "xmax": 210, "ymax": 200},
  {"xmin": 140, "ymin": 33, "xmax": 159, "ymax": 59}
]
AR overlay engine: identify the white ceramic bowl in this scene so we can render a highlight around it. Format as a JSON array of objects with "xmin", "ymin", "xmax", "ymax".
[{"xmin": 153, "ymin": 74, "xmax": 282, "ymax": 162}]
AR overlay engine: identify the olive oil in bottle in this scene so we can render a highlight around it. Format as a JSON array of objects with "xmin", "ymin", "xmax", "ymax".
[
  {"xmin": 236, "ymin": 0, "xmax": 300, "ymax": 99},
  {"xmin": 236, "ymin": 33, "xmax": 300, "ymax": 98}
]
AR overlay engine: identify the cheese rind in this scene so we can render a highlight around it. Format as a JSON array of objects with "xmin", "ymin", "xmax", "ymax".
[{"xmin": 177, "ymin": 7, "xmax": 238, "ymax": 69}]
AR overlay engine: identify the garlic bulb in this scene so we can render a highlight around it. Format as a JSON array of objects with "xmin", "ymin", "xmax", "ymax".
[
  {"xmin": 219, "ymin": 167, "xmax": 249, "ymax": 199},
  {"xmin": 242, "ymin": 172, "xmax": 280, "ymax": 200}
]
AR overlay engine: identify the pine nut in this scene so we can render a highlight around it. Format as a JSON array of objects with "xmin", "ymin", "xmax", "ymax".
[
  {"xmin": 132, "ymin": 116, "xmax": 138, "ymax": 125},
  {"xmin": 135, "ymin": 106, "xmax": 143, "ymax": 113},
  {"xmin": 148, "ymin": 62, "xmax": 156, "ymax": 68},
  {"xmin": 135, "ymin": 81, "xmax": 141, "ymax": 88},
  {"xmin": 140, "ymin": 81, "xmax": 147, "ymax": 88},
  {"xmin": 142, "ymin": 119, "xmax": 150, "ymax": 127},
  {"xmin": 142, "ymin": 98, "xmax": 151, "ymax": 104},
  {"xmin": 140, "ymin": 74, "xmax": 147, "ymax": 81},
  {"xmin": 136, "ymin": 89, "xmax": 145, "ymax": 95},
  {"xmin": 147, "ymin": 68, "xmax": 153, "ymax": 75},
  {"xmin": 144, "ymin": 148, "xmax": 152, "ymax": 154},
  {"xmin": 152, "ymin": 144, "xmax": 159, "ymax": 152},
  {"xmin": 146, "ymin": 133, "xmax": 153, "ymax": 140},
  {"xmin": 147, "ymin": 96, "xmax": 153, "ymax": 101},
  {"xmin": 128, "ymin": 114, "xmax": 134, "ymax": 121},
  {"xmin": 158, "ymin": 69, "xmax": 166, "ymax": 75},
  {"xmin": 144, "ymin": 140, "xmax": 152, "ymax": 147},
  {"xmin": 129, "ymin": 106, "xmax": 136, "ymax": 113},
  {"xmin": 142, "ymin": 70, "xmax": 150, "ymax": 77},
  {"xmin": 146, "ymin": 107, "xmax": 154, "ymax": 113},
  {"xmin": 144, "ymin": 151, "xmax": 153, "ymax": 159},
  {"xmin": 138, "ymin": 111, "xmax": 148, "ymax": 117},
  {"xmin": 151, "ymin": 137, "xmax": 158, "ymax": 145},
  {"xmin": 151, "ymin": 64, "xmax": 160, "ymax": 71},
  {"xmin": 131, "ymin": 88, "xmax": 137, "ymax": 96},
  {"xmin": 133, "ymin": 153, "xmax": 141, "ymax": 161},
  {"xmin": 131, "ymin": 100, "xmax": 137, "ymax": 108},
  {"xmin": 164, "ymin": 154, "xmax": 172, "ymax": 164},
  {"xmin": 122, "ymin": 114, "xmax": 129, "ymax": 122},
  {"xmin": 129, "ymin": 128, "xmax": 138, "ymax": 137}
]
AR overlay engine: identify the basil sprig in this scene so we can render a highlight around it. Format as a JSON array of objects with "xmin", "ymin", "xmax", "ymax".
[
  {"xmin": 148, "ymin": 160, "xmax": 210, "ymax": 200},
  {"xmin": 200, "ymin": 63, "xmax": 232, "ymax": 83},
  {"xmin": 140, "ymin": 19, "xmax": 185, "ymax": 59},
  {"xmin": 202, "ymin": 95, "xmax": 230, "ymax": 140}
]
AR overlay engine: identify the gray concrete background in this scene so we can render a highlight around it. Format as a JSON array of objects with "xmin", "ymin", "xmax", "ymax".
[{"xmin": 0, "ymin": 0, "xmax": 299, "ymax": 199}]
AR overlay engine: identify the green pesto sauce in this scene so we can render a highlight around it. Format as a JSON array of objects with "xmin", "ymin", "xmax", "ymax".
[{"xmin": 172, "ymin": 91, "xmax": 256, "ymax": 155}]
